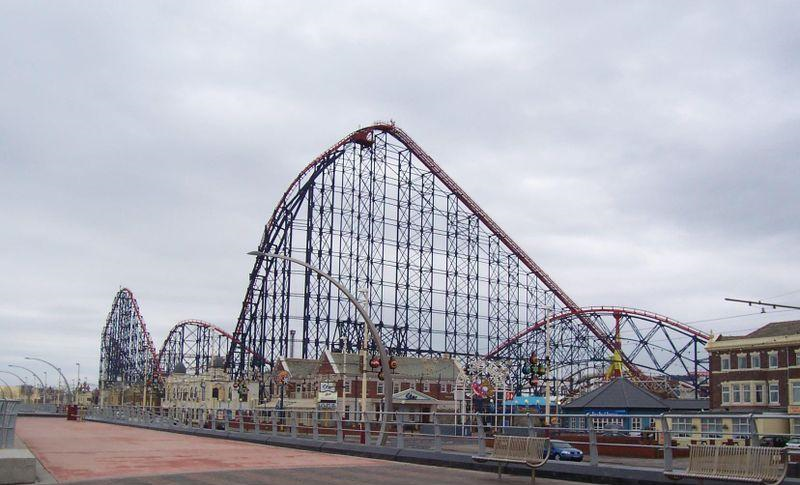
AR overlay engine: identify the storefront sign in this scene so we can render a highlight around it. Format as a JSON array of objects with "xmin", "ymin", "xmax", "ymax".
[{"xmin": 318, "ymin": 381, "xmax": 337, "ymax": 401}]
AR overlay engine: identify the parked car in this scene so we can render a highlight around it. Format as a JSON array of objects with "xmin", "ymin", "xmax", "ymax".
[
  {"xmin": 785, "ymin": 438, "xmax": 800, "ymax": 449},
  {"xmin": 549, "ymin": 440, "xmax": 584, "ymax": 461},
  {"xmin": 760, "ymin": 436, "xmax": 788, "ymax": 447}
]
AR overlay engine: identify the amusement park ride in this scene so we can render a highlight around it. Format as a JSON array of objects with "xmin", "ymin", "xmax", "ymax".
[{"xmin": 99, "ymin": 122, "xmax": 712, "ymax": 406}]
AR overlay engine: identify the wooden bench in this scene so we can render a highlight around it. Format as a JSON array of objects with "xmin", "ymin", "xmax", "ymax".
[
  {"xmin": 473, "ymin": 436, "xmax": 551, "ymax": 483},
  {"xmin": 665, "ymin": 444, "xmax": 788, "ymax": 485}
]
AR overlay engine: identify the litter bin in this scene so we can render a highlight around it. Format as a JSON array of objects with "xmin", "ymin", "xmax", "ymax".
[
  {"xmin": 67, "ymin": 404, "xmax": 79, "ymax": 421},
  {"xmin": 0, "ymin": 399, "xmax": 21, "ymax": 448}
]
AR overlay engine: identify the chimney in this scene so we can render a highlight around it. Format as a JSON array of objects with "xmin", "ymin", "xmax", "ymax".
[{"xmin": 289, "ymin": 330, "xmax": 296, "ymax": 358}]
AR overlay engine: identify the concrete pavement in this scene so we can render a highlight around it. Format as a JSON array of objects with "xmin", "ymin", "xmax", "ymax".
[{"xmin": 15, "ymin": 417, "xmax": 581, "ymax": 484}]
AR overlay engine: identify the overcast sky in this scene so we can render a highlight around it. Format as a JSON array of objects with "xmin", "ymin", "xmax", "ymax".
[{"xmin": 1, "ymin": 2, "xmax": 798, "ymax": 388}]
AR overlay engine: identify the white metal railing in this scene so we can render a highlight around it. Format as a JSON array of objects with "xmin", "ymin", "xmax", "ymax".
[{"xmin": 83, "ymin": 405, "xmax": 800, "ymax": 471}]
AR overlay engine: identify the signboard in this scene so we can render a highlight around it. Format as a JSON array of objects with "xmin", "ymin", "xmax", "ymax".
[
  {"xmin": 318, "ymin": 381, "xmax": 337, "ymax": 402},
  {"xmin": 788, "ymin": 405, "xmax": 800, "ymax": 415}
]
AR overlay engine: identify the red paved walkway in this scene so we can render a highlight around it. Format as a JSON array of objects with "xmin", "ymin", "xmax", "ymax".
[{"xmin": 16, "ymin": 417, "xmax": 384, "ymax": 482}]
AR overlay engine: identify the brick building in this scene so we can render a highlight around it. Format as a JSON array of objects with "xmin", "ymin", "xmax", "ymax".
[
  {"xmin": 269, "ymin": 349, "xmax": 463, "ymax": 422},
  {"xmin": 706, "ymin": 320, "xmax": 800, "ymax": 437}
]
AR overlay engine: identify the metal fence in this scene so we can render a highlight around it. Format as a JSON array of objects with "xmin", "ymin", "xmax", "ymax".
[
  {"xmin": 83, "ymin": 405, "xmax": 800, "ymax": 472},
  {"xmin": 0, "ymin": 399, "xmax": 20, "ymax": 448}
]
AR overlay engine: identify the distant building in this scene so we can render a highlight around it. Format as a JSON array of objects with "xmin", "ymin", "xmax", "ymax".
[
  {"xmin": 561, "ymin": 377, "xmax": 708, "ymax": 435},
  {"xmin": 706, "ymin": 319, "xmax": 800, "ymax": 438},
  {"xmin": 270, "ymin": 350, "xmax": 464, "ymax": 422},
  {"xmin": 161, "ymin": 357, "xmax": 260, "ymax": 411}
]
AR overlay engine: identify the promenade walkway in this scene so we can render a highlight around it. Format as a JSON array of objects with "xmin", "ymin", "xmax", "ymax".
[{"xmin": 15, "ymin": 417, "xmax": 579, "ymax": 484}]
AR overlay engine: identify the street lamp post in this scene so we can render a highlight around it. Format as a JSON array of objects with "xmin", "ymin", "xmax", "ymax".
[
  {"xmin": 247, "ymin": 251, "xmax": 394, "ymax": 434},
  {"xmin": 9, "ymin": 365, "xmax": 46, "ymax": 404},
  {"xmin": 25, "ymin": 357, "xmax": 74, "ymax": 404},
  {"xmin": 0, "ymin": 376, "xmax": 12, "ymax": 398}
]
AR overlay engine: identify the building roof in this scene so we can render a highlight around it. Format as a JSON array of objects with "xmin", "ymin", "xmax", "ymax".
[
  {"xmin": 563, "ymin": 378, "xmax": 666, "ymax": 410},
  {"xmin": 326, "ymin": 352, "xmax": 462, "ymax": 380},
  {"xmin": 745, "ymin": 320, "xmax": 800, "ymax": 339},
  {"xmin": 708, "ymin": 320, "xmax": 800, "ymax": 350},
  {"xmin": 280, "ymin": 358, "xmax": 319, "ymax": 379}
]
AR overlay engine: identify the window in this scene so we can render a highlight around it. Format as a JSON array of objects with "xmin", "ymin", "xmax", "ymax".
[
  {"xmin": 344, "ymin": 380, "xmax": 351, "ymax": 394},
  {"xmin": 793, "ymin": 419, "xmax": 800, "ymax": 437},
  {"xmin": 212, "ymin": 388, "xmax": 219, "ymax": 399},
  {"xmin": 737, "ymin": 354, "xmax": 748, "ymax": 369},
  {"xmin": 593, "ymin": 417, "xmax": 623, "ymax": 430},
  {"xmin": 769, "ymin": 382, "xmax": 780, "ymax": 404},
  {"xmin": 795, "ymin": 350, "xmax": 800, "ymax": 367},
  {"xmin": 732, "ymin": 418, "xmax": 750, "ymax": 439},
  {"xmin": 755, "ymin": 383, "xmax": 765, "ymax": 403},
  {"xmin": 672, "ymin": 417, "xmax": 692, "ymax": 438},
  {"xmin": 743, "ymin": 383, "xmax": 751, "ymax": 403},
  {"xmin": 732, "ymin": 384, "xmax": 741, "ymax": 403},
  {"xmin": 721, "ymin": 385, "xmax": 730, "ymax": 404},
  {"xmin": 423, "ymin": 381, "xmax": 430, "ymax": 393},
  {"xmin": 393, "ymin": 382, "xmax": 400, "ymax": 394},
  {"xmin": 792, "ymin": 381, "xmax": 800, "ymax": 404},
  {"xmin": 752, "ymin": 353, "xmax": 761, "ymax": 369},
  {"xmin": 720, "ymin": 354, "xmax": 731, "ymax": 370},
  {"xmin": 344, "ymin": 405, "xmax": 350, "ymax": 421},
  {"xmin": 377, "ymin": 381, "xmax": 384, "ymax": 395},
  {"xmin": 769, "ymin": 352, "xmax": 779, "ymax": 368},
  {"xmin": 630, "ymin": 417, "xmax": 642, "ymax": 432},
  {"xmin": 701, "ymin": 418, "xmax": 723, "ymax": 438}
]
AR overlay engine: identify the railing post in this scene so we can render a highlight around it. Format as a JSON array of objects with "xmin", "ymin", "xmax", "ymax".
[
  {"xmin": 476, "ymin": 413, "xmax": 486, "ymax": 455},
  {"xmin": 433, "ymin": 412, "xmax": 442, "ymax": 451},
  {"xmin": 312, "ymin": 410, "xmax": 319, "ymax": 440},
  {"xmin": 661, "ymin": 413, "xmax": 673, "ymax": 472},
  {"xmin": 336, "ymin": 411, "xmax": 344, "ymax": 443},
  {"xmin": 748, "ymin": 413, "xmax": 759, "ymax": 447},
  {"xmin": 527, "ymin": 414, "xmax": 535, "ymax": 437},
  {"xmin": 290, "ymin": 411, "xmax": 298, "ymax": 438},
  {"xmin": 396, "ymin": 412, "xmax": 405, "ymax": 449},
  {"xmin": 587, "ymin": 415, "xmax": 599, "ymax": 466}
]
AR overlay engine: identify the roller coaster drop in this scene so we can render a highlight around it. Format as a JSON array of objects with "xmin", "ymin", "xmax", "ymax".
[{"xmin": 99, "ymin": 123, "xmax": 710, "ymax": 398}]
